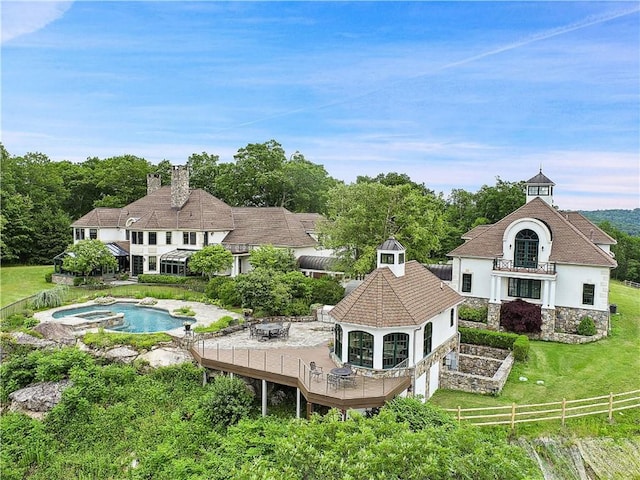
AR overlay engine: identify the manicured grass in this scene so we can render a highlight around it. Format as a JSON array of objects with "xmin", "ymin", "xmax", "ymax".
[
  {"xmin": 0, "ymin": 265, "xmax": 54, "ymax": 307},
  {"xmin": 430, "ymin": 281, "xmax": 640, "ymax": 435}
]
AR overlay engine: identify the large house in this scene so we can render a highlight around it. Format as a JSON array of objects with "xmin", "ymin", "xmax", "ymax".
[
  {"xmin": 448, "ymin": 170, "xmax": 617, "ymax": 339},
  {"xmin": 62, "ymin": 166, "xmax": 335, "ymax": 277},
  {"xmin": 329, "ymin": 239, "xmax": 463, "ymax": 399}
]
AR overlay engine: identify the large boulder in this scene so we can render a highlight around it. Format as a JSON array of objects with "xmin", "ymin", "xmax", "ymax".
[
  {"xmin": 32, "ymin": 322, "xmax": 76, "ymax": 346},
  {"xmin": 137, "ymin": 347, "xmax": 193, "ymax": 368},
  {"xmin": 9, "ymin": 380, "xmax": 72, "ymax": 417},
  {"xmin": 104, "ymin": 346, "xmax": 138, "ymax": 363},
  {"xmin": 8, "ymin": 331, "xmax": 57, "ymax": 349}
]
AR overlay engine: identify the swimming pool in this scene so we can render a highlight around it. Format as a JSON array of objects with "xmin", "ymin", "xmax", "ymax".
[{"xmin": 53, "ymin": 302, "xmax": 194, "ymax": 333}]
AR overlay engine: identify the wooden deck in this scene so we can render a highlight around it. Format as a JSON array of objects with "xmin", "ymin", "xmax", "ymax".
[{"xmin": 190, "ymin": 342, "xmax": 411, "ymax": 410}]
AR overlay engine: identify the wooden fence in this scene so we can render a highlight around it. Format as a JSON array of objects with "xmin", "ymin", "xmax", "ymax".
[
  {"xmin": 623, "ymin": 280, "xmax": 640, "ymax": 289},
  {"xmin": 445, "ymin": 390, "xmax": 640, "ymax": 428},
  {"xmin": 0, "ymin": 294, "xmax": 39, "ymax": 320}
]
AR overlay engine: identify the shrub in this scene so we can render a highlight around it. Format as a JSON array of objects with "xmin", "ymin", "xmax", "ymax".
[
  {"xmin": 459, "ymin": 327, "xmax": 519, "ymax": 349},
  {"xmin": 73, "ymin": 277, "xmax": 84, "ymax": 287},
  {"xmin": 205, "ymin": 276, "xmax": 234, "ymax": 299},
  {"xmin": 137, "ymin": 274, "xmax": 187, "ymax": 284},
  {"xmin": 500, "ymin": 299, "xmax": 542, "ymax": 333},
  {"xmin": 31, "ymin": 286, "xmax": 68, "ymax": 309},
  {"xmin": 197, "ymin": 375, "xmax": 254, "ymax": 430},
  {"xmin": 512, "ymin": 335, "xmax": 530, "ymax": 361},
  {"xmin": 173, "ymin": 306, "xmax": 196, "ymax": 317},
  {"xmin": 458, "ymin": 305, "xmax": 488, "ymax": 323},
  {"xmin": 577, "ymin": 316, "xmax": 597, "ymax": 336},
  {"xmin": 218, "ymin": 280, "xmax": 241, "ymax": 307},
  {"xmin": 285, "ymin": 300, "xmax": 311, "ymax": 316},
  {"xmin": 193, "ymin": 315, "xmax": 235, "ymax": 334},
  {"xmin": 44, "ymin": 271, "xmax": 53, "ymax": 283},
  {"xmin": 309, "ymin": 277, "xmax": 345, "ymax": 305}
]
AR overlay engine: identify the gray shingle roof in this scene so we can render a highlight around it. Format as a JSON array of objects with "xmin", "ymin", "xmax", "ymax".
[
  {"xmin": 526, "ymin": 171, "xmax": 555, "ymax": 185},
  {"xmin": 330, "ymin": 261, "xmax": 462, "ymax": 328},
  {"xmin": 448, "ymin": 197, "xmax": 617, "ymax": 267},
  {"xmin": 222, "ymin": 207, "xmax": 318, "ymax": 248}
]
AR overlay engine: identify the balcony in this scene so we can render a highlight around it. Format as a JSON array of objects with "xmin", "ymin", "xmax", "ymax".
[{"xmin": 493, "ymin": 259, "xmax": 556, "ymax": 275}]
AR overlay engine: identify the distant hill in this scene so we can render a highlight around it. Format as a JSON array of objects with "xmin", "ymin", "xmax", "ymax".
[{"xmin": 579, "ymin": 208, "xmax": 640, "ymax": 236}]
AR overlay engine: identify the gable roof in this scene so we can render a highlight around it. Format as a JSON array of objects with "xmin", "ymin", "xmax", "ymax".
[
  {"xmin": 330, "ymin": 261, "xmax": 462, "ymax": 328},
  {"xmin": 71, "ymin": 187, "xmax": 235, "ymax": 231},
  {"xmin": 448, "ymin": 197, "xmax": 616, "ymax": 267},
  {"xmin": 222, "ymin": 207, "xmax": 318, "ymax": 248},
  {"xmin": 564, "ymin": 211, "xmax": 617, "ymax": 245}
]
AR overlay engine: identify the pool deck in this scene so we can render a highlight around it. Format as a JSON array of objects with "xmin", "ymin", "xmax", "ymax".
[{"xmin": 34, "ymin": 299, "xmax": 242, "ymax": 336}]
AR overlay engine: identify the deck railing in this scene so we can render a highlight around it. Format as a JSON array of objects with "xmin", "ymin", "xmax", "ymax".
[{"xmin": 445, "ymin": 390, "xmax": 640, "ymax": 429}]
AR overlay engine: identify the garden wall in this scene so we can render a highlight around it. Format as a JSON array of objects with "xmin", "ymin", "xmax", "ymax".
[{"xmin": 439, "ymin": 344, "xmax": 513, "ymax": 395}]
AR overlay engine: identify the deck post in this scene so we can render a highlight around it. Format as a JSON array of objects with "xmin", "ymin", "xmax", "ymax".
[
  {"xmin": 306, "ymin": 401, "xmax": 313, "ymax": 419},
  {"xmin": 202, "ymin": 369, "xmax": 207, "ymax": 387},
  {"xmin": 296, "ymin": 388, "xmax": 301, "ymax": 419},
  {"xmin": 262, "ymin": 379, "xmax": 268, "ymax": 417}
]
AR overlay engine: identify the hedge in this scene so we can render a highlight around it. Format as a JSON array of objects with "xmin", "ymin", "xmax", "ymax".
[
  {"xmin": 512, "ymin": 335, "xmax": 530, "ymax": 361},
  {"xmin": 459, "ymin": 327, "xmax": 519, "ymax": 350},
  {"xmin": 459, "ymin": 327, "xmax": 529, "ymax": 362},
  {"xmin": 137, "ymin": 274, "xmax": 188, "ymax": 285},
  {"xmin": 458, "ymin": 305, "xmax": 488, "ymax": 323}
]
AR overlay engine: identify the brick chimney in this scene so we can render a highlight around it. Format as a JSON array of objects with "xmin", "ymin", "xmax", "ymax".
[
  {"xmin": 146, "ymin": 173, "xmax": 162, "ymax": 195},
  {"xmin": 171, "ymin": 165, "xmax": 190, "ymax": 209}
]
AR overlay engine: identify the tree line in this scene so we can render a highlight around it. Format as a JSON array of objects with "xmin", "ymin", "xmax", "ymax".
[{"xmin": 2, "ymin": 141, "xmax": 637, "ymax": 281}]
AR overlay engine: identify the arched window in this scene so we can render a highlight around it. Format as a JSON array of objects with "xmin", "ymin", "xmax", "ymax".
[
  {"xmin": 334, "ymin": 325, "xmax": 343, "ymax": 360},
  {"xmin": 515, "ymin": 229, "xmax": 539, "ymax": 268},
  {"xmin": 348, "ymin": 331, "xmax": 374, "ymax": 368},
  {"xmin": 423, "ymin": 322, "xmax": 433, "ymax": 357},
  {"xmin": 382, "ymin": 333, "xmax": 409, "ymax": 369}
]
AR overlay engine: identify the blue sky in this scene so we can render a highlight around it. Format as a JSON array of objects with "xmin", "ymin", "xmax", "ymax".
[{"xmin": 2, "ymin": 1, "xmax": 639, "ymax": 210}]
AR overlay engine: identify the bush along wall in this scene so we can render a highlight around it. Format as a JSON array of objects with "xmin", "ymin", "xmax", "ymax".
[
  {"xmin": 459, "ymin": 327, "xmax": 529, "ymax": 362},
  {"xmin": 458, "ymin": 305, "xmax": 488, "ymax": 323}
]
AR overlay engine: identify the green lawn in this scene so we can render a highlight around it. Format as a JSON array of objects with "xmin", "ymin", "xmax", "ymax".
[
  {"xmin": 0, "ymin": 265, "xmax": 54, "ymax": 307},
  {"xmin": 430, "ymin": 281, "xmax": 640, "ymax": 435}
]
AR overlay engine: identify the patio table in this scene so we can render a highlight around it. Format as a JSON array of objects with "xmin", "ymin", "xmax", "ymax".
[
  {"xmin": 328, "ymin": 367, "xmax": 357, "ymax": 388},
  {"xmin": 255, "ymin": 323, "xmax": 284, "ymax": 340}
]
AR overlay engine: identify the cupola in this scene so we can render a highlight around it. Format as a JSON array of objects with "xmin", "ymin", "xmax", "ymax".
[
  {"xmin": 377, "ymin": 238, "xmax": 406, "ymax": 277},
  {"xmin": 525, "ymin": 169, "xmax": 555, "ymax": 205}
]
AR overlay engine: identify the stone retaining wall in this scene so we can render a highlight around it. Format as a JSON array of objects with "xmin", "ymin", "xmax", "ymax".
[
  {"xmin": 439, "ymin": 346, "xmax": 514, "ymax": 395},
  {"xmin": 554, "ymin": 306, "xmax": 609, "ymax": 335},
  {"xmin": 459, "ymin": 344, "xmax": 509, "ymax": 360}
]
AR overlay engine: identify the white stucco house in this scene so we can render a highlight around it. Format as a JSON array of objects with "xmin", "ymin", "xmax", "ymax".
[
  {"xmin": 328, "ymin": 239, "xmax": 463, "ymax": 399},
  {"xmin": 448, "ymin": 170, "xmax": 617, "ymax": 338},
  {"xmin": 60, "ymin": 166, "xmax": 335, "ymax": 278}
]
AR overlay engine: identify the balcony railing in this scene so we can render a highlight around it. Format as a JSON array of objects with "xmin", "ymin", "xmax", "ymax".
[{"xmin": 493, "ymin": 259, "xmax": 556, "ymax": 275}]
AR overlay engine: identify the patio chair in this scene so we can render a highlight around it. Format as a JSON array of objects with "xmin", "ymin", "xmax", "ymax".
[
  {"xmin": 281, "ymin": 322, "xmax": 291, "ymax": 339},
  {"xmin": 327, "ymin": 373, "xmax": 339, "ymax": 389},
  {"xmin": 341, "ymin": 373, "xmax": 357, "ymax": 388},
  {"xmin": 309, "ymin": 361, "xmax": 323, "ymax": 382},
  {"xmin": 249, "ymin": 325, "xmax": 257, "ymax": 338}
]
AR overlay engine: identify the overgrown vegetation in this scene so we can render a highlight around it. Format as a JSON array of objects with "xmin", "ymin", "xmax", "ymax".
[
  {"xmin": 82, "ymin": 330, "xmax": 173, "ymax": 351},
  {"xmin": 0, "ymin": 347, "xmax": 541, "ymax": 479},
  {"xmin": 31, "ymin": 286, "xmax": 68, "ymax": 310}
]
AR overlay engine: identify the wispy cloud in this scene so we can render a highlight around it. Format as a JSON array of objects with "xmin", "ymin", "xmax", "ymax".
[{"xmin": 1, "ymin": 1, "xmax": 73, "ymax": 44}]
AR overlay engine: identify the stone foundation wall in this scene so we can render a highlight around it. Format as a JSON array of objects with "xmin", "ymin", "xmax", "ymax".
[
  {"xmin": 554, "ymin": 306, "xmax": 609, "ymax": 335},
  {"xmin": 487, "ymin": 302, "xmax": 501, "ymax": 331},
  {"xmin": 461, "ymin": 301, "xmax": 610, "ymax": 344},
  {"xmin": 461, "ymin": 297, "xmax": 489, "ymax": 310},
  {"xmin": 52, "ymin": 274, "xmax": 76, "ymax": 286}
]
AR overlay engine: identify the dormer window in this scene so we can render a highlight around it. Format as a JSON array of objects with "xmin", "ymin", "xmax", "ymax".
[{"xmin": 515, "ymin": 229, "xmax": 539, "ymax": 268}]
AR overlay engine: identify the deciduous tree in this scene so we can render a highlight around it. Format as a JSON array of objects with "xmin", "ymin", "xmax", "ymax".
[{"xmin": 188, "ymin": 245, "xmax": 234, "ymax": 279}]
